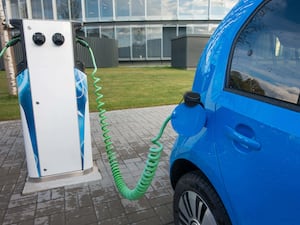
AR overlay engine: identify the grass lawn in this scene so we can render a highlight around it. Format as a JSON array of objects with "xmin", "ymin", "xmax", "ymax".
[{"xmin": 0, "ymin": 67, "xmax": 195, "ymax": 121}]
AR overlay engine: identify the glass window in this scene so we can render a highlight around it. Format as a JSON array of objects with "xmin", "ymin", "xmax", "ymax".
[
  {"xmin": 56, "ymin": 0, "xmax": 69, "ymax": 20},
  {"xmin": 19, "ymin": 0, "xmax": 28, "ymax": 18},
  {"xmin": 210, "ymin": 0, "xmax": 238, "ymax": 20},
  {"xmin": 101, "ymin": 27, "xmax": 115, "ymax": 39},
  {"xmin": 161, "ymin": 0, "xmax": 177, "ymax": 19},
  {"xmin": 116, "ymin": 0, "xmax": 130, "ymax": 18},
  {"xmin": 100, "ymin": 0, "xmax": 113, "ymax": 19},
  {"xmin": 132, "ymin": 27, "xmax": 146, "ymax": 59},
  {"xmin": 117, "ymin": 27, "xmax": 131, "ymax": 59},
  {"xmin": 179, "ymin": 0, "xmax": 208, "ymax": 20},
  {"xmin": 178, "ymin": 26, "xmax": 187, "ymax": 37},
  {"xmin": 163, "ymin": 27, "xmax": 176, "ymax": 58},
  {"xmin": 131, "ymin": 0, "xmax": 145, "ymax": 17},
  {"xmin": 147, "ymin": 27, "xmax": 161, "ymax": 58},
  {"xmin": 186, "ymin": 24, "xmax": 210, "ymax": 35},
  {"xmin": 147, "ymin": 0, "xmax": 161, "ymax": 17},
  {"xmin": 228, "ymin": 0, "xmax": 300, "ymax": 106},
  {"xmin": 43, "ymin": 0, "xmax": 53, "ymax": 19},
  {"xmin": 31, "ymin": 0, "xmax": 42, "ymax": 19},
  {"xmin": 71, "ymin": 0, "xmax": 82, "ymax": 20},
  {"xmin": 10, "ymin": 0, "xmax": 20, "ymax": 18},
  {"xmin": 194, "ymin": 25, "xmax": 210, "ymax": 34},
  {"xmin": 85, "ymin": 0, "xmax": 99, "ymax": 21},
  {"xmin": 86, "ymin": 27, "xmax": 100, "ymax": 37}
]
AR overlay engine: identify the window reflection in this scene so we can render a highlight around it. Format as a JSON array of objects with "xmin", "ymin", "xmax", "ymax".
[
  {"xmin": 117, "ymin": 27, "xmax": 131, "ymax": 59},
  {"xmin": 210, "ymin": 0, "xmax": 238, "ymax": 19},
  {"xmin": 147, "ymin": 27, "xmax": 162, "ymax": 58},
  {"xmin": 31, "ymin": 0, "xmax": 42, "ymax": 19},
  {"xmin": 178, "ymin": 27, "xmax": 187, "ymax": 37},
  {"xmin": 10, "ymin": 0, "xmax": 20, "ymax": 18},
  {"xmin": 186, "ymin": 24, "xmax": 210, "ymax": 35},
  {"xmin": 44, "ymin": 0, "xmax": 53, "ymax": 19},
  {"xmin": 179, "ymin": 0, "xmax": 208, "ymax": 19},
  {"xmin": 131, "ymin": 0, "xmax": 145, "ymax": 17},
  {"xmin": 85, "ymin": 0, "xmax": 99, "ymax": 21},
  {"xmin": 101, "ymin": 0, "xmax": 113, "ymax": 19},
  {"xmin": 163, "ymin": 27, "xmax": 176, "ymax": 58},
  {"xmin": 71, "ymin": 0, "xmax": 82, "ymax": 20},
  {"xmin": 116, "ymin": 0, "xmax": 129, "ymax": 17},
  {"xmin": 229, "ymin": 0, "xmax": 300, "ymax": 105},
  {"xmin": 132, "ymin": 27, "xmax": 146, "ymax": 59},
  {"xmin": 147, "ymin": 0, "xmax": 161, "ymax": 17},
  {"xmin": 86, "ymin": 27, "xmax": 100, "ymax": 37},
  {"xmin": 162, "ymin": 0, "xmax": 176, "ymax": 19},
  {"xmin": 19, "ymin": 0, "xmax": 28, "ymax": 18},
  {"xmin": 57, "ymin": 0, "xmax": 70, "ymax": 20},
  {"xmin": 101, "ymin": 27, "xmax": 115, "ymax": 39}
]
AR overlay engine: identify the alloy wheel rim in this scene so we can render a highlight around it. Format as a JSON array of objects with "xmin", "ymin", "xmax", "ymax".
[{"xmin": 178, "ymin": 191, "xmax": 217, "ymax": 225}]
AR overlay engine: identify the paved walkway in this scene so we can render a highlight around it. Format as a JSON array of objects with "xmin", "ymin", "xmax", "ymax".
[{"xmin": 0, "ymin": 105, "xmax": 177, "ymax": 225}]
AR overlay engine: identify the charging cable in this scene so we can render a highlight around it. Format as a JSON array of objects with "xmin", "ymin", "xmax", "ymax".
[
  {"xmin": 77, "ymin": 38, "xmax": 171, "ymax": 200},
  {"xmin": 0, "ymin": 36, "xmax": 20, "ymax": 57}
]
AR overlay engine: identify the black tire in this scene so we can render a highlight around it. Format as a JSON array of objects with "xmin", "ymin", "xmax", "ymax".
[{"xmin": 173, "ymin": 171, "xmax": 232, "ymax": 225}]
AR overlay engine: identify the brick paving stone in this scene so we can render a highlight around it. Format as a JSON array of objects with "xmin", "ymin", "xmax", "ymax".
[
  {"xmin": 36, "ymin": 198, "xmax": 64, "ymax": 217},
  {"xmin": 93, "ymin": 201, "xmax": 111, "ymax": 221},
  {"xmin": 126, "ymin": 208, "xmax": 157, "ymax": 224},
  {"xmin": 49, "ymin": 213, "xmax": 65, "ymax": 225},
  {"xmin": 131, "ymin": 217, "xmax": 162, "ymax": 225},
  {"xmin": 51, "ymin": 188, "xmax": 64, "ymax": 200},
  {"xmin": 121, "ymin": 198, "xmax": 152, "ymax": 214},
  {"xmin": 34, "ymin": 216, "xmax": 49, "ymax": 225},
  {"xmin": 98, "ymin": 215, "xmax": 129, "ymax": 225},
  {"xmin": 8, "ymin": 193, "xmax": 37, "ymax": 208},
  {"xmin": 0, "ymin": 106, "xmax": 177, "ymax": 225},
  {"xmin": 65, "ymin": 190, "xmax": 78, "ymax": 212},
  {"xmin": 3, "ymin": 204, "xmax": 36, "ymax": 225},
  {"xmin": 0, "ymin": 209, "xmax": 5, "ymax": 224},
  {"xmin": 37, "ymin": 190, "xmax": 51, "ymax": 203},
  {"xmin": 18, "ymin": 219, "xmax": 35, "ymax": 225},
  {"xmin": 0, "ymin": 194, "xmax": 11, "ymax": 209},
  {"xmin": 106, "ymin": 199, "xmax": 126, "ymax": 217},
  {"xmin": 65, "ymin": 206, "xmax": 97, "ymax": 225},
  {"xmin": 154, "ymin": 204, "xmax": 174, "ymax": 224}
]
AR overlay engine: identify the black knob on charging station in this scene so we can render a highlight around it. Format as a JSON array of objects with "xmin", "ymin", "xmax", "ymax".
[
  {"xmin": 32, "ymin": 32, "xmax": 46, "ymax": 46},
  {"xmin": 52, "ymin": 33, "xmax": 65, "ymax": 46}
]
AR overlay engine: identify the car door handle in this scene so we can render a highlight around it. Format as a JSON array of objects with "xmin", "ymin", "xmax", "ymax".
[{"xmin": 225, "ymin": 126, "xmax": 261, "ymax": 151}]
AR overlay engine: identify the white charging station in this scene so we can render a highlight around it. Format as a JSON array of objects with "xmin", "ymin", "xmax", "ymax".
[{"xmin": 11, "ymin": 19, "xmax": 101, "ymax": 193}]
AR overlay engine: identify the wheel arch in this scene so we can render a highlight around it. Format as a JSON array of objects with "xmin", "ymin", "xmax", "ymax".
[
  {"xmin": 170, "ymin": 158, "xmax": 210, "ymax": 190},
  {"xmin": 170, "ymin": 158, "xmax": 238, "ymax": 225}
]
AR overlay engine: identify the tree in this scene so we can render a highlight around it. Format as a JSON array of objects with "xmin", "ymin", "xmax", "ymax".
[{"xmin": 0, "ymin": 0, "xmax": 17, "ymax": 96}]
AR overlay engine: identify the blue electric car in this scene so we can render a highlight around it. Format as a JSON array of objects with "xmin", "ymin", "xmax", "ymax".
[{"xmin": 170, "ymin": 0, "xmax": 300, "ymax": 224}]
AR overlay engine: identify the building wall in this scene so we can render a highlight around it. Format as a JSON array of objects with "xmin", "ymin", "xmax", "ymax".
[{"xmin": 4, "ymin": 0, "xmax": 238, "ymax": 62}]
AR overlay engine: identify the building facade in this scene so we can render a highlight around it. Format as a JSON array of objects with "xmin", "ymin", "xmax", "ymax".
[{"xmin": 4, "ymin": 0, "xmax": 237, "ymax": 62}]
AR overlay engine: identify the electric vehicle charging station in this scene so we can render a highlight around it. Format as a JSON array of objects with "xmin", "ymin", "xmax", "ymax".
[
  {"xmin": 10, "ymin": 19, "xmax": 101, "ymax": 193},
  {"xmin": 2, "ymin": 18, "xmax": 170, "ymax": 199}
]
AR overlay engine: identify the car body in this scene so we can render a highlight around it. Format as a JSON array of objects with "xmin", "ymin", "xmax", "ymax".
[{"xmin": 170, "ymin": 0, "xmax": 300, "ymax": 224}]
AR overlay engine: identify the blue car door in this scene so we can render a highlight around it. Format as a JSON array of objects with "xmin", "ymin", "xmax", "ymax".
[{"xmin": 215, "ymin": 1, "xmax": 300, "ymax": 224}]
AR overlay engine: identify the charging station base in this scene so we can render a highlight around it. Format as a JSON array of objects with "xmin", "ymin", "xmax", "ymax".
[{"xmin": 22, "ymin": 165, "xmax": 102, "ymax": 194}]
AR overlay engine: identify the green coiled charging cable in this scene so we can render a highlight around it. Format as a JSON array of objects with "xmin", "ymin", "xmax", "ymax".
[
  {"xmin": 77, "ymin": 38, "xmax": 172, "ymax": 200},
  {"xmin": 1, "ymin": 36, "xmax": 171, "ymax": 200}
]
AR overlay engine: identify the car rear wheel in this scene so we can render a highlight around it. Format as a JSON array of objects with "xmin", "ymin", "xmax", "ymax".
[{"xmin": 173, "ymin": 171, "xmax": 231, "ymax": 225}]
